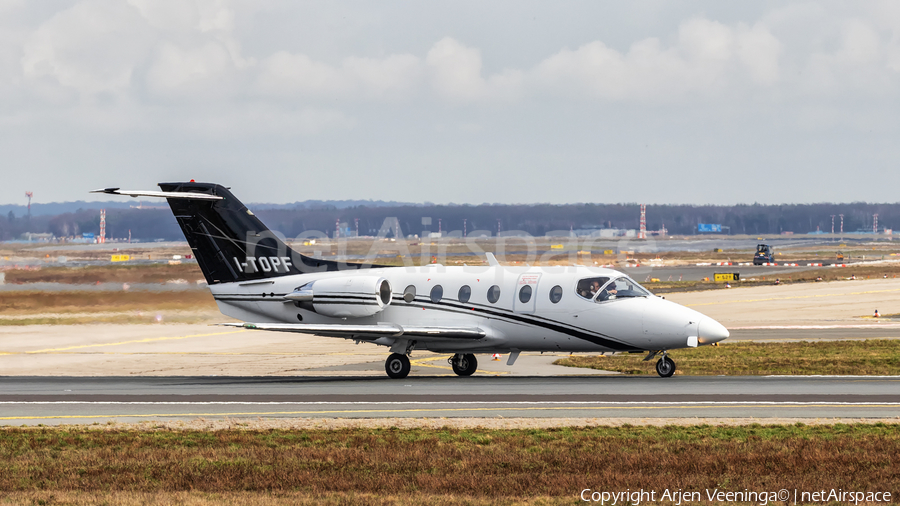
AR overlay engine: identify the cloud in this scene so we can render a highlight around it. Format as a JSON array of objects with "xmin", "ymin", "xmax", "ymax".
[
  {"xmin": 678, "ymin": 18, "xmax": 734, "ymax": 63},
  {"xmin": 126, "ymin": 0, "xmax": 235, "ymax": 33},
  {"xmin": 170, "ymin": 105, "xmax": 357, "ymax": 137},
  {"xmin": 344, "ymin": 54, "xmax": 423, "ymax": 97},
  {"xmin": 21, "ymin": 0, "xmax": 154, "ymax": 95},
  {"xmin": 836, "ymin": 18, "xmax": 881, "ymax": 65},
  {"xmin": 425, "ymin": 37, "xmax": 523, "ymax": 102},
  {"xmin": 255, "ymin": 51, "xmax": 421, "ymax": 99},
  {"xmin": 6, "ymin": 1, "xmax": 900, "ymax": 146},
  {"xmin": 735, "ymin": 23, "xmax": 782, "ymax": 85},
  {"xmin": 256, "ymin": 51, "xmax": 351, "ymax": 97},
  {"xmin": 531, "ymin": 17, "xmax": 784, "ymax": 101},
  {"xmin": 12, "ymin": 3, "xmax": 899, "ymax": 108},
  {"xmin": 426, "ymin": 37, "xmax": 485, "ymax": 100},
  {"xmin": 146, "ymin": 40, "xmax": 239, "ymax": 97},
  {"xmin": 798, "ymin": 17, "xmax": 895, "ymax": 96}
]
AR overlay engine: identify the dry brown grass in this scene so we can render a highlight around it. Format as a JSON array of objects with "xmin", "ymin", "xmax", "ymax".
[
  {"xmin": 3, "ymin": 263, "xmax": 204, "ymax": 284},
  {"xmin": 0, "ymin": 491, "xmax": 565, "ymax": 505},
  {"xmin": 0, "ymin": 425, "xmax": 897, "ymax": 499},
  {"xmin": 0, "ymin": 290, "xmax": 221, "ymax": 325},
  {"xmin": 0, "ymin": 291, "xmax": 216, "ymax": 315}
]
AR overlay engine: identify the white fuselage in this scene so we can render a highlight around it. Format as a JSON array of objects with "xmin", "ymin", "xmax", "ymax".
[{"xmin": 209, "ymin": 264, "xmax": 728, "ymax": 354}]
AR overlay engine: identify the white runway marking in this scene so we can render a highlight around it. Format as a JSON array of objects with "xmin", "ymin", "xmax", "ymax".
[
  {"xmin": 2, "ymin": 401, "xmax": 899, "ymax": 406},
  {"xmin": 731, "ymin": 324, "xmax": 900, "ymax": 329}
]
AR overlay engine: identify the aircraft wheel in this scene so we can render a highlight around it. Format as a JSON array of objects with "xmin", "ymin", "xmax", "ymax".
[
  {"xmin": 451, "ymin": 353, "xmax": 478, "ymax": 377},
  {"xmin": 655, "ymin": 356, "xmax": 676, "ymax": 378},
  {"xmin": 385, "ymin": 353, "xmax": 411, "ymax": 379}
]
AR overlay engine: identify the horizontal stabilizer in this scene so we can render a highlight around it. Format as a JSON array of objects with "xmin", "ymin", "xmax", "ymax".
[
  {"xmin": 90, "ymin": 188, "xmax": 223, "ymax": 200},
  {"xmin": 218, "ymin": 322, "xmax": 486, "ymax": 340}
]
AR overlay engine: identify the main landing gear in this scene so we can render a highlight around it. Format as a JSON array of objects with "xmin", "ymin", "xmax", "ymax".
[
  {"xmin": 655, "ymin": 355, "xmax": 676, "ymax": 378},
  {"xmin": 385, "ymin": 353, "xmax": 478, "ymax": 379},
  {"xmin": 385, "ymin": 353, "xmax": 411, "ymax": 379},
  {"xmin": 449, "ymin": 353, "xmax": 477, "ymax": 377}
]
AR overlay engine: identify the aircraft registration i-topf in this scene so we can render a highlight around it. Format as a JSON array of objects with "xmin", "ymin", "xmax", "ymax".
[{"xmin": 92, "ymin": 182, "xmax": 729, "ymax": 378}]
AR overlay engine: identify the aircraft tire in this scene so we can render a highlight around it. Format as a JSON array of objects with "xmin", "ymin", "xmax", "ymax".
[
  {"xmin": 385, "ymin": 353, "xmax": 411, "ymax": 379},
  {"xmin": 655, "ymin": 356, "xmax": 676, "ymax": 378},
  {"xmin": 451, "ymin": 353, "xmax": 478, "ymax": 377}
]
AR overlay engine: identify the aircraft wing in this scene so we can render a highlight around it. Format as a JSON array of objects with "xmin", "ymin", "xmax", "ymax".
[{"xmin": 218, "ymin": 322, "xmax": 486, "ymax": 340}]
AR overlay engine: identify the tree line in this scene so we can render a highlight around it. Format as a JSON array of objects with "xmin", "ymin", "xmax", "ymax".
[{"xmin": 0, "ymin": 202, "xmax": 896, "ymax": 242}]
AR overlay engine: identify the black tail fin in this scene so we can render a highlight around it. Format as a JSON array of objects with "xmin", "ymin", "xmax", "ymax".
[{"xmin": 159, "ymin": 182, "xmax": 381, "ymax": 284}]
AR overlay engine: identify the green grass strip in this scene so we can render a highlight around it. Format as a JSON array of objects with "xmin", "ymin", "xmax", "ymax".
[{"xmin": 554, "ymin": 339, "xmax": 900, "ymax": 375}]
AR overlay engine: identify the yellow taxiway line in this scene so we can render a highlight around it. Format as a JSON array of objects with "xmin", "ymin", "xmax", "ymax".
[
  {"xmin": 21, "ymin": 330, "xmax": 247, "ymax": 354},
  {"xmin": 410, "ymin": 355, "xmax": 508, "ymax": 376},
  {"xmin": 2, "ymin": 403, "xmax": 899, "ymax": 421}
]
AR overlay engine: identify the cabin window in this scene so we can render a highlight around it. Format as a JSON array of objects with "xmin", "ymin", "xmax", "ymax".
[
  {"xmin": 576, "ymin": 277, "xmax": 610, "ymax": 300},
  {"xmin": 430, "ymin": 285, "xmax": 443, "ymax": 303},
  {"xmin": 403, "ymin": 285, "xmax": 416, "ymax": 303},
  {"xmin": 518, "ymin": 285, "xmax": 532, "ymax": 303},
  {"xmin": 549, "ymin": 285, "xmax": 563, "ymax": 303},
  {"xmin": 487, "ymin": 285, "xmax": 501, "ymax": 303},
  {"xmin": 596, "ymin": 277, "xmax": 650, "ymax": 302},
  {"xmin": 458, "ymin": 285, "xmax": 471, "ymax": 303}
]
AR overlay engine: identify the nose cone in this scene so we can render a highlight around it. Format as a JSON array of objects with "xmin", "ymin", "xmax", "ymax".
[{"xmin": 698, "ymin": 318, "xmax": 729, "ymax": 345}]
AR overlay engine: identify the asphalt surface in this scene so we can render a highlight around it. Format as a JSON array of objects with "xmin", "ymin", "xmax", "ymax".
[
  {"xmin": 730, "ymin": 327, "xmax": 900, "ymax": 341},
  {"xmin": 2, "ymin": 375, "xmax": 898, "ymax": 425}
]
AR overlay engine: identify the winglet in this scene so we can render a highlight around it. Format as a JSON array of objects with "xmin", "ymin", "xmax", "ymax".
[{"xmin": 485, "ymin": 252, "xmax": 500, "ymax": 267}]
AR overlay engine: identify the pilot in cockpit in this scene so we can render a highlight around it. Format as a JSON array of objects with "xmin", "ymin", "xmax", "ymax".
[{"xmin": 596, "ymin": 279, "xmax": 618, "ymax": 302}]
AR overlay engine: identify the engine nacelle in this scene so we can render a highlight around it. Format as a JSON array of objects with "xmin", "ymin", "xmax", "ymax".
[{"xmin": 285, "ymin": 276, "xmax": 392, "ymax": 318}]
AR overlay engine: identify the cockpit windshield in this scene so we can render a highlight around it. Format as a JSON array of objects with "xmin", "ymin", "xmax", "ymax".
[
  {"xmin": 575, "ymin": 277, "xmax": 610, "ymax": 300},
  {"xmin": 595, "ymin": 276, "xmax": 650, "ymax": 302}
]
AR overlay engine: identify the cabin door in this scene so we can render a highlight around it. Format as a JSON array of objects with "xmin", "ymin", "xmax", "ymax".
[{"xmin": 513, "ymin": 273, "xmax": 541, "ymax": 314}]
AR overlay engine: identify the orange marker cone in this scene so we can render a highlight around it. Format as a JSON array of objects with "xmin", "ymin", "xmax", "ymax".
[
  {"xmin": 874, "ymin": 309, "xmax": 880, "ymax": 318},
  {"xmin": 492, "ymin": 353, "xmax": 501, "ymax": 361}
]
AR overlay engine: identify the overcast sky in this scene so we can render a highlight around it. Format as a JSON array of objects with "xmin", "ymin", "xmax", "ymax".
[{"xmin": 1, "ymin": 1, "xmax": 898, "ymax": 206}]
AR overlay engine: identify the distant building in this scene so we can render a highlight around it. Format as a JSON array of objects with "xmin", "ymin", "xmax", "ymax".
[
  {"xmin": 20, "ymin": 232, "xmax": 55, "ymax": 242},
  {"xmin": 570, "ymin": 228, "xmax": 637, "ymax": 238}
]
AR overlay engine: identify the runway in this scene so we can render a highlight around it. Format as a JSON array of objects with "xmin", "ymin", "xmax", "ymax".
[{"xmin": 2, "ymin": 375, "xmax": 898, "ymax": 425}]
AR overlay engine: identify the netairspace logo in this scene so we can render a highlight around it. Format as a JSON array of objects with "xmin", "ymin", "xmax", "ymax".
[{"xmin": 580, "ymin": 488, "xmax": 893, "ymax": 505}]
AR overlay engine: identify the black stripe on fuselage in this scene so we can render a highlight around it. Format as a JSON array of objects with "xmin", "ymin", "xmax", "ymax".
[
  {"xmin": 390, "ymin": 295, "xmax": 627, "ymax": 346},
  {"xmin": 213, "ymin": 293, "xmax": 372, "ymax": 301},
  {"xmin": 214, "ymin": 297, "xmax": 378, "ymax": 306},
  {"xmin": 401, "ymin": 297, "xmax": 635, "ymax": 351}
]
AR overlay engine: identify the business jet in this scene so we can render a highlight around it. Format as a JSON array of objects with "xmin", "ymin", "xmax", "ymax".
[{"xmin": 92, "ymin": 182, "xmax": 729, "ymax": 378}]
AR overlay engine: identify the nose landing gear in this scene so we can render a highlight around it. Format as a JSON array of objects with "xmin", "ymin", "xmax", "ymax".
[
  {"xmin": 644, "ymin": 350, "xmax": 677, "ymax": 378},
  {"xmin": 655, "ymin": 354, "xmax": 676, "ymax": 378},
  {"xmin": 449, "ymin": 353, "xmax": 477, "ymax": 376}
]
